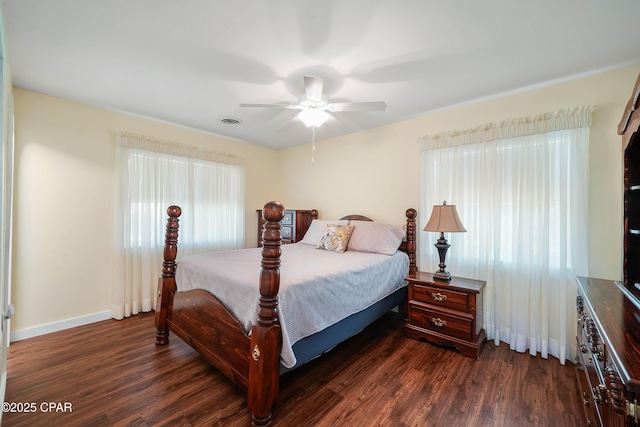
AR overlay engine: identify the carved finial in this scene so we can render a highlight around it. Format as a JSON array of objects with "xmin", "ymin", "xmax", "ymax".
[
  {"xmin": 161, "ymin": 206, "xmax": 181, "ymax": 278},
  {"xmin": 405, "ymin": 208, "xmax": 418, "ymax": 274},
  {"xmin": 258, "ymin": 201, "xmax": 285, "ymax": 327},
  {"xmin": 262, "ymin": 201, "xmax": 285, "ymax": 222},
  {"xmin": 167, "ymin": 205, "xmax": 182, "ymax": 217}
]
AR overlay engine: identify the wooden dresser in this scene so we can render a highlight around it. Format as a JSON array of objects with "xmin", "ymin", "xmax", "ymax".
[
  {"xmin": 574, "ymin": 72, "xmax": 640, "ymax": 426},
  {"xmin": 256, "ymin": 209, "xmax": 317, "ymax": 246},
  {"xmin": 404, "ymin": 271, "xmax": 487, "ymax": 359},
  {"xmin": 575, "ymin": 277, "xmax": 640, "ymax": 426}
]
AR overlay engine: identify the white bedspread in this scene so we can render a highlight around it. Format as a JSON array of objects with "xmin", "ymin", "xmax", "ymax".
[{"xmin": 175, "ymin": 243, "xmax": 409, "ymax": 368}]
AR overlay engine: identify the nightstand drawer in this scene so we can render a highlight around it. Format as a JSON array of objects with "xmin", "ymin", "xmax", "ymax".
[
  {"xmin": 410, "ymin": 283, "xmax": 469, "ymax": 312},
  {"xmin": 409, "ymin": 303, "xmax": 473, "ymax": 342}
]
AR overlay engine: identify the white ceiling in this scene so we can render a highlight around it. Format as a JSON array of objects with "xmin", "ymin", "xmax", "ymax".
[{"xmin": 4, "ymin": 1, "xmax": 640, "ymax": 150}]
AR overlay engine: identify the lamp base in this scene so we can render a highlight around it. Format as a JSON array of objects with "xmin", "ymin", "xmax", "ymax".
[
  {"xmin": 433, "ymin": 270, "xmax": 452, "ymax": 281},
  {"xmin": 434, "ymin": 233, "xmax": 452, "ymax": 281}
]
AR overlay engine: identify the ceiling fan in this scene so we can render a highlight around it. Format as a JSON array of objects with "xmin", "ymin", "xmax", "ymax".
[{"xmin": 240, "ymin": 75, "xmax": 387, "ymax": 128}]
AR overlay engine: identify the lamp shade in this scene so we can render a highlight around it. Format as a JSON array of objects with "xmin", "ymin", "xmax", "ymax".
[
  {"xmin": 424, "ymin": 202, "xmax": 466, "ymax": 233},
  {"xmin": 298, "ymin": 109, "xmax": 329, "ymax": 128}
]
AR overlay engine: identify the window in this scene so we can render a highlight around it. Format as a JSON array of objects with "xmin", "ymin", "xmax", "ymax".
[
  {"xmin": 112, "ymin": 133, "xmax": 245, "ymax": 319},
  {"xmin": 419, "ymin": 107, "xmax": 594, "ymax": 364}
]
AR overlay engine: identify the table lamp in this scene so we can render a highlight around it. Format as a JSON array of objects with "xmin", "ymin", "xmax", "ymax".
[{"xmin": 424, "ymin": 201, "xmax": 466, "ymax": 281}]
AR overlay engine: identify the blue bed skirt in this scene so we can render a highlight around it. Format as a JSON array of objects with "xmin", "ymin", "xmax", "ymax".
[{"xmin": 280, "ymin": 285, "xmax": 407, "ymax": 374}]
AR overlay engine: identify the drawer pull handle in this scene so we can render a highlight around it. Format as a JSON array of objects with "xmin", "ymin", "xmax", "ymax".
[
  {"xmin": 583, "ymin": 391, "xmax": 590, "ymax": 406},
  {"xmin": 432, "ymin": 317, "xmax": 447, "ymax": 327},
  {"xmin": 593, "ymin": 345, "xmax": 604, "ymax": 362},
  {"xmin": 592, "ymin": 384, "xmax": 606, "ymax": 405},
  {"xmin": 430, "ymin": 292, "xmax": 447, "ymax": 302}
]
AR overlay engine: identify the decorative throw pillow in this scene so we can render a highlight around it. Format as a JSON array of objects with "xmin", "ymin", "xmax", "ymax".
[{"xmin": 317, "ymin": 224, "xmax": 355, "ymax": 253}]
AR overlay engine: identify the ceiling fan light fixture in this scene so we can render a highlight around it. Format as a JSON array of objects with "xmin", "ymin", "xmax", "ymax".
[{"xmin": 298, "ymin": 109, "xmax": 329, "ymax": 128}]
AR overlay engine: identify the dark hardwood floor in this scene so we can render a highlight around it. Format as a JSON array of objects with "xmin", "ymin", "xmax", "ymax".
[{"xmin": 4, "ymin": 312, "xmax": 584, "ymax": 426}]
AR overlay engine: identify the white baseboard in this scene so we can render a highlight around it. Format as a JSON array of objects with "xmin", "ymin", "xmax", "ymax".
[{"xmin": 10, "ymin": 311, "xmax": 112, "ymax": 343}]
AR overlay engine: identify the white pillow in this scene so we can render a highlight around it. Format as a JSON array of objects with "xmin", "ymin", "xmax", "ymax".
[
  {"xmin": 347, "ymin": 220, "xmax": 405, "ymax": 255},
  {"xmin": 299, "ymin": 219, "xmax": 349, "ymax": 246}
]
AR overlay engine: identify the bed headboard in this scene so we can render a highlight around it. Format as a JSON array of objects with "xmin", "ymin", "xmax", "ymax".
[{"xmin": 339, "ymin": 214, "xmax": 373, "ymax": 221}]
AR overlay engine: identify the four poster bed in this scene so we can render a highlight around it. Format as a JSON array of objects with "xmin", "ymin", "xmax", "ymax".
[{"xmin": 155, "ymin": 201, "xmax": 418, "ymax": 426}]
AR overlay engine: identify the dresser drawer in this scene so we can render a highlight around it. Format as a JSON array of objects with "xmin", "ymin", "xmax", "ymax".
[
  {"xmin": 410, "ymin": 283, "xmax": 469, "ymax": 312},
  {"xmin": 574, "ymin": 344, "xmax": 599, "ymax": 427},
  {"xmin": 576, "ymin": 333, "xmax": 605, "ymax": 425},
  {"xmin": 409, "ymin": 303, "xmax": 473, "ymax": 342},
  {"xmin": 257, "ymin": 209, "xmax": 317, "ymax": 246},
  {"xmin": 282, "ymin": 211, "xmax": 294, "ymax": 225},
  {"xmin": 281, "ymin": 226, "xmax": 293, "ymax": 241}
]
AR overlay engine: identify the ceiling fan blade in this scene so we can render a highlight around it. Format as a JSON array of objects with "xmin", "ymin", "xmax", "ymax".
[
  {"xmin": 275, "ymin": 118, "xmax": 301, "ymax": 133},
  {"xmin": 240, "ymin": 103, "xmax": 300, "ymax": 109},
  {"xmin": 304, "ymin": 76, "xmax": 324, "ymax": 103},
  {"xmin": 327, "ymin": 101, "xmax": 387, "ymax": 112}
]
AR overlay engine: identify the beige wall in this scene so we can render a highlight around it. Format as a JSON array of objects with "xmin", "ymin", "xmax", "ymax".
[
  {"xmin": 280, "ymin": 65, "xmax": 640, "ymax": 281},
  {"xmin": 11, "ymin": 64, "xmax": 640, "ymax": 334},
  {"xmin": 11, "ymin": 89, "xmax": 281, "ymax": 332}
]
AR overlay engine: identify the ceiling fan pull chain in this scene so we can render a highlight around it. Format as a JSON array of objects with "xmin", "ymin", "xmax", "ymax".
[{"xmin": 311, "ymin": 127, "xmax": 316, "ymax": 164}]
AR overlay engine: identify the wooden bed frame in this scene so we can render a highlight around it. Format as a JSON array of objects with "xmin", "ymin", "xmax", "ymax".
[{"xmin": 155, "ymin": 201, "xmax": 418, "ymax": 426}]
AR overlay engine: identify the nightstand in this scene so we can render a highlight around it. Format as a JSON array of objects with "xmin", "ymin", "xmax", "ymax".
[{"xmin": 404, "ymin": 271, "xmax": 487, "ymax": 359}]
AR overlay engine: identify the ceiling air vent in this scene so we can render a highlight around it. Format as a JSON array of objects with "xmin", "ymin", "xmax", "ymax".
[{"xmin": 220, "ymin": 117, "xmax": 242, "ymax": 125}]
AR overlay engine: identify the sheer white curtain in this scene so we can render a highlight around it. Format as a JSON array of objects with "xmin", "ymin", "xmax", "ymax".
[
  {"xmin": 419, "ymin": 106, "xmax": 595, "ymax": 364},
  {"xmin": 113, "ymin": 132, "xmax": 246, "ymax": 319}
]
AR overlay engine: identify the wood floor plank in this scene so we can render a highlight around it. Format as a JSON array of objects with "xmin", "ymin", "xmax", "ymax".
[{"xmin": 4, "ymin": 311, "xmax": 584, "ymax": 426}]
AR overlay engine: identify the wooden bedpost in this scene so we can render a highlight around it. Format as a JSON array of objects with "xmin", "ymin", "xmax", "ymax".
[
  {"xmin": 406, "ymin": 208, "xmax": 418, "ymax": 274},
  {"xmin": 248, "ymin": 201, "xmax": 285, "ymax": 427},
  {"xmin": 155, "ymin": 205, "xmax": 181, "ymax": 345}
]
